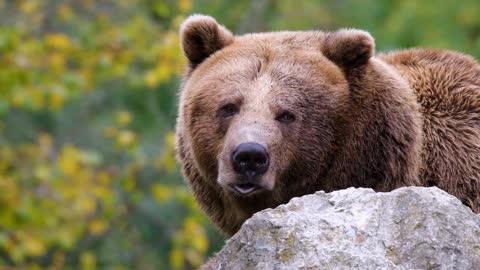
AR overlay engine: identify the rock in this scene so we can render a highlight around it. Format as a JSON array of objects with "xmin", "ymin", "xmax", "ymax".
[{"xmin": 204, "ymin": 187, "xmax": 480, "ymax": 270}]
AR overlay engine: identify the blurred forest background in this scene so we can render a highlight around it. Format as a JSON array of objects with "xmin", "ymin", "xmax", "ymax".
[{"xmin": 1, "ymin": 0, "xmax": 479, "ymax": 269}]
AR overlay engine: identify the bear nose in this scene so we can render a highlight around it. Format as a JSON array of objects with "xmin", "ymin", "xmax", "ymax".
[{"xmin": 232, "ymin": 143, "xmax": 269, "ymax": 177}]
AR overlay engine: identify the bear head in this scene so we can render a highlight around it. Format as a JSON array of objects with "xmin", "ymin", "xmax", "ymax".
[{"xmin": 176, "ymin": 15, "xmax": 421, "ymax": 235}]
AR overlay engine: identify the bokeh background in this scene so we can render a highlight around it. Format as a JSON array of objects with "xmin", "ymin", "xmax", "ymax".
[{"xmin": 1, "ymin": 0, "xmax": 479, "ymax": 269}]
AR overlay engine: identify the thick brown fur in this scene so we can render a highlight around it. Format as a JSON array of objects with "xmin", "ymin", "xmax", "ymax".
[{"xmin": 176, "ymin": 15, "xmax": 480, "ymax": 237}]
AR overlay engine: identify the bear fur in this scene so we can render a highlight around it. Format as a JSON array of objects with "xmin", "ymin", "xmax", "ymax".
[{"xmin": 175, "ymin": 15, "xmax": 480, "ymax": 237}]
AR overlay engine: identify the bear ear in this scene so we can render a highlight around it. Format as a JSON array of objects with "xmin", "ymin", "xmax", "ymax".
[
  {"xmin": 321, "ymin": 29, "xmax": 375, "ymax": 69},
  {"xmin": 180, "ymin": 14, "xmax": 234, "ymax": 68}
]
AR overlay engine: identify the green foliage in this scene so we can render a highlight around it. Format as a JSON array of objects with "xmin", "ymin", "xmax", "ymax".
[
  {"xmin": 1, "ymin": 0, "xmax": 479, "ymax": 269},
  {"xmin": 0, "ymin": 0, "xmax": 207, "ymax": 269}
]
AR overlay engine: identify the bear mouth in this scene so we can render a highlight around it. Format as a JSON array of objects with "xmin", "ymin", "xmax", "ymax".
[{"xmin": 230, "ymin": 183, "xmax": 260, "ymax": 195}]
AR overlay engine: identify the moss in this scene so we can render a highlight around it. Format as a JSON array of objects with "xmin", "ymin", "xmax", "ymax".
[{"xmin": 279, "ymin": 247, "xmax": 294, "ymax": 262}]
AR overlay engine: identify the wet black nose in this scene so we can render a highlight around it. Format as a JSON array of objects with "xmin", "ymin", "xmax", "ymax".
[{"xmin": 232, "ymin": 143, "xmax": 269, "ymax": 177}]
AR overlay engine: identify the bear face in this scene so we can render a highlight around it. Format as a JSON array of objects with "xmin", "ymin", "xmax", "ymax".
[
  {"xmin": 178, "ymin": 15, "xmax": 380, "ymax": 196},
  {"xmin": 176, "ymin": 15, "xmax": 426, "ymax": 236},
  {"xmin": 182, "ymin": 32, "xmax": 352, "ymax": 199}
]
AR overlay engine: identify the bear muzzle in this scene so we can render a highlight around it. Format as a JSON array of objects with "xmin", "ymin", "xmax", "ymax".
[{"xmin": 229, "ymin": 143, "xmax": 269, "ymax": 195}]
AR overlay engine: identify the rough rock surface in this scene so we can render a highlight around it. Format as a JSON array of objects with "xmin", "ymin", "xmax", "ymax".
[{"xmin": 205, "ymin": 187, "xmax": 480, "ymax": 270}]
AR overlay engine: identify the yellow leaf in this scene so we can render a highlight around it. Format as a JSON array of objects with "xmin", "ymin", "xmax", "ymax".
[
  {"xmin": 144, "ymin": 70, "xmax": 159, "ymax": 88},
  {"xmin": 58, "ymin": 145, "xmax": 80, "ymax": 176},
  {"xmin": 152, "ymin": 183, "xmax": 171, "ymax": 203},
  {"xmin": 88, "ymin": 219, "xmax": 107, "ymax": 236},
  {"xmin": 3, "ymin": 237, "xmax": 15, "ymax": 254},
  {"xmin": 57, "ymin": 229, "xmax": 75, "ymax": 249},
  {"xmin": 153, "ymin": 2, "xmax": 170, "ymax": 17},
  {"xmin": 116, "ymin": 130, "xmax": 136, "ymax": 147},
  {"xmin": 144, "ymin": 62, "xmax": 172, "ymax": 89},
  {"xmin": 45, "ymin": 33, "xmax": 72, "ymax": 50},
  {"xmin": 178, "ymin": 0, "xmax": 192, "ymax": 12},
  {"xmin": 191, "ymin": 233, "xmax": 208, "ymax": 253},
  {"xmin": 122, "ymin": 177, "xmax": 136, "ymax": 192},
  {"xmin": 80, "ymin": 69, "xmax": 93, "ymax": 89},
  {"xmin": 160, "ymin": 153, "xmax": 177, "ymax": 173},
  {"xmin": 78, "ymin": 198, "xmax": 96, "ymax": 214},
  {"xmin": 115, "ymin": 111, "xmax": 132, "ymax": 126},
  {"xmin": 97, "ymin": 171, "xmax": 111, "ymax": 185},
  {"xmin": 11, "ymin": 92, "xmax": 26, "ymax": 107},
  {"xmin": 28, "ymin": 88, "xmax": 45, "ymax": 109},
  {"xmin": 34, "ymin": 165, "xmax": 51, "ymax": 182},
  {"xmin": 97, "ymin": 187, "xmax": 115, "ymax": 206},
  {"xmin": 170, "ymin": 248, "xmax": 184, "ymax": 270},
  {"xmin": 184, "ymin": 217, "xmax": 199, "ymax": 233},
  {"xmin": 158, "ymin": 131, "xmax": 178, "ymax": 172},
  {"xmin": 81, "ymin": 251, "xmax": 96, "ymax": 270},
  {"xmin": 57, "ymin": 3, "xmax": 74, "ymax": 21},
  {"xmin": 185, "ymin": 248, "xmax": 203, "ymax": 268},
  {"xmin": 165, "ymin": 131, "xmax": 176, "ymax": 148},
  {"xmin": 49, "ymin": 91, "xmax": 65, "ymax": 111},
  {"xmin": 18, "ymin": 234, "xmax": 46, "ymax": 257},
  {"xmin": 19, "ymin": 0, "xmax": 40, "ymax": 15},
  {"xmin": 28, "ymin": 263, "xmax": 42, "ymax": 270},
  {"xmin": 49, "ymin": 52, "xmax": 66, "ymax": 71},
  {"xmin": 156, "ymin": 62, "xmax": 171, "ymax": 83}
]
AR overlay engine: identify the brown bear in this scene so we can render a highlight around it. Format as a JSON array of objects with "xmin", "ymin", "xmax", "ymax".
[{"xmin": 175, "ymin": 15, "xmax": 480, "ymax": 237}]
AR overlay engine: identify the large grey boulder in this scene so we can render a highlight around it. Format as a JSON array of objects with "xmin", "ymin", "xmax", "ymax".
[{"xmin": 205, "ymin": 187, "xmax": 480, "ymax": 270}]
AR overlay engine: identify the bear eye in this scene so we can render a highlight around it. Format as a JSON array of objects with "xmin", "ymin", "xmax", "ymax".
[
  {"xmin": 219, "ymin": 103, "xmax": 239, "ymax": 117},
  {"xmin": 276, "ymin": 111, "xmax": 296, "ymax": 124}
]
